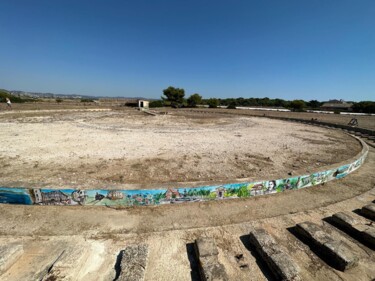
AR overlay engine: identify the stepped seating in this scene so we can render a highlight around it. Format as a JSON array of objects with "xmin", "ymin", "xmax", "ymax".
[{"xmin": 248, "ymin": 228, "xmax": 301, "ymax": 281}]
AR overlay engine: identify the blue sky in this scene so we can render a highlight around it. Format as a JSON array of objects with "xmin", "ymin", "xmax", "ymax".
[{"xmin": 0, "ymin": 0, "xmax": 374, "ymax": 101}]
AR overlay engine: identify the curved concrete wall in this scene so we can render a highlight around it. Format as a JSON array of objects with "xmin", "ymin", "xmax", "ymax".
[{"xmin": 0, "ymin": 138, "xmax": 368, "ymax": 207}]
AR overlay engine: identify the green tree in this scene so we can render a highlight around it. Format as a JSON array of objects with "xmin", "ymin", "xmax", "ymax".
[
  {"xmin": 307, "ymin": 100, "xmax": 321, "ymax": 108},
  {"xmin": 274, "ymin": 98, "xmax": 288, "ymax": 107},
  {"xmin": 162, "ymin": 86, "xmax": 185, "ymax": 107},
  {"xmin": 187, "ymin": 93, "xmax": 202, "ymax": 107},
  {"xmin": 227, "ymin": 101, "xmax": 237, "ymax": 109},
  {"xmin": 207, "ymin": 98, "xmax": 219, "ymax": 108},
  {"xmin": 352, "ymin": 101, "xmax": 375, "ymax": 114},
  {"xmin": 290, "ymin": 100, "xmax": 305, "ymax": 111},
  {"xmin": 259, "ymin": 97, "xmax": 270, "ymax": 106}
]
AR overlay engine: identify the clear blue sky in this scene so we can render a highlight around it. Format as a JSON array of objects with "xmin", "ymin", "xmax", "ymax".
[{"xmin": 1, "ymin": 0, "xmax": 374, "ymax": 101}]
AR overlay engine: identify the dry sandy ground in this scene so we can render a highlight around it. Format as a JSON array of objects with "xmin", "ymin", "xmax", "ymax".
[{"xmin": 0, "ymin": 108, "xmax": 360, "ymax": 189}]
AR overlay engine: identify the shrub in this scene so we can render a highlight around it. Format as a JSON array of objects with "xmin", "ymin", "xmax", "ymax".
[
  {"xmin": 187, "ymin": 93, "xmax": 202, "ymax": 108},
  {"xmin": 207, "ymin": 98, "xmax": 219, "ymax": 108},
  {"xmin": 290, "ymin": 100, "xmax": 306, "ymax": 111},
  {"xmin": 227, "ymin": 102, "xmax": 236, "ymax": 109},
  {"xmin": 149, "ymin": 100, "xmax": 164, "ymax": 108},
  {"xmin": 81, "ymin": 98, "xmax": 94, "ymax": 102},
  {"xmin": 352, "ymin": 101, "xmax": 375, "ymax": 114}
]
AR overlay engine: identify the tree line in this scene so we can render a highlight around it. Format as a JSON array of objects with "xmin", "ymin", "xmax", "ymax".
[
  {"xmin": 2, "ymin": 87, "xmax": 374, "ymax": 113},
  {"xmin": 151, "ymin": 86, "xmax": 375, "ymax": 113}
]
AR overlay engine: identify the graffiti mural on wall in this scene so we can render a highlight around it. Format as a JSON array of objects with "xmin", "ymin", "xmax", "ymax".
[{"xmin": 0, "ymin": 151, "xmax": 368, "ymax": 207}]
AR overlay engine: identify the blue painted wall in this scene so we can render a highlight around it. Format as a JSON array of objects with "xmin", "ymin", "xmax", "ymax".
[{"xmin": 0, "ymin": 151, "xmax": 367, "ymax": 207}]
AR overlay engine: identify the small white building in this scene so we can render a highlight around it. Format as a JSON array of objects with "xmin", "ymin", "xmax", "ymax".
[{"xmin": 138, "ymin": 100, "xmax": 149, "ymax": 109}]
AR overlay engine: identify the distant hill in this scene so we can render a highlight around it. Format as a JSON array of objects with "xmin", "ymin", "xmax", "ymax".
[
  {"xmin": 3, "ymin": 89, "xmax": 154, "ymax": 101},
  {"xmin": 0, "ymin": 89, "xmax": 35, "ymax": 103}
]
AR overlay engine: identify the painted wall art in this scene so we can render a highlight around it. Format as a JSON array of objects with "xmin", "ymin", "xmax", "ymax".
[{"xmin": 0, "ymin": 151, "xmax": 368, "ymax": 207}]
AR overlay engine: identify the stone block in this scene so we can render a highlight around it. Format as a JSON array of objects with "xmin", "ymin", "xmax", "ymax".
[
  {"xmin": 0, "ymin": 243, "xmax": 23, "ymax": 275},
  {"xmin": 332, "ymin": 212, "xmax": 360, "ymax": 230},
  {"xmin": 362, "ymin": 227, "xmax": 375, "ymax": 248},
  {"xmin": 361, "ymin": 204, "xmax": 375, "ymax": 221},
  {"xmin": 199, "ymin": 263, "xmax": 228, "ymax": 281},
  {"xmin": 195, "ymin": 238, "xmax": 219, "ymax": 258},
  {"xmin": 331, "ymin": 211, "xmax": 375, "ymax": 249},
  {"xmin": 117, "ymin": 244, "xmax": 148, "ymax": 281},
  {"xmin": 194, "ymin": 238, "xmax": 228, "ymax": 281},
  {"xmin": 249, "ymin": 228, "xmax": 300, "ymax": 281},
  {"xmin": 296, "ymin": 221, "xmax": 357, "ymax": 271}
]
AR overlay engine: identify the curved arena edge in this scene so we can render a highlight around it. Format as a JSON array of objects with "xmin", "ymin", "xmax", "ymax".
[{"xmin": 0, "ymin": 121, "xmax": 369, "ymax": 207}]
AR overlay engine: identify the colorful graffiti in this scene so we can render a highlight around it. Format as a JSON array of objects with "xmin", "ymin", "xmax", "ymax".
[{"xmin": 0, "ymin": 150, "xmax": 368, "ymax": 207}]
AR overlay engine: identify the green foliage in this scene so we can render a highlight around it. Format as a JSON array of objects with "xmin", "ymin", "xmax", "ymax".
[
  {"xmin": 227, "ymin": 101, "xmax": 237, "ymax": 109},
  {"xmin": 0, "ymin": 90, "xmax": 10, "ymax": 100},
  {"xmin": 289, "ymin": 100, "xmax": 306, "ymax": 111},
  {"xmin": 352, "ymin": 101, "xmax": 375, "ymax": 114},
  {"xmin": 187, "ymin": 93, "xmax": 202, "ymax": 107},
  {"xmin": 55, "ymin": 98, "xmax": 63, "ymax": 103},
  {"xmin": 205, "ymin": 97, "xmax": 293, "ymax": 108},
  {"xmin": 185, "ymin": 188, "xmax": 211, "ymax": 197},
  {"xmin": 217, "ymin": 98, "xmax": 235, "ymax": 106},
  {"xmin": 81, "ymin": 98, "xmax": 94, "ymax": 102},
  {"xmin": 149, "ymin": 100, "xmax": 164, "ymax": 108},
  {"xmin": 207, "ymin": 98, "xmax": 219, "ymax": 108},
  {"xmin": 208, "ymin": 192, "xmax": 217, "ymax": 199},
  {"xmin": 237, "ymin": 185, "xmax": 249, "ymax": 197},
  {"xmin": 306, "ymin": 99, "xmax": 322, "ymax": 108},
  {"xmin": 224, "ymin": 188, "xmax": 235, "ymax": 197},
  {"xmin": 154, "ymin": 192, "xmax": 165, "ymax": 202},
  {"xmin": 162, "ymin": 86, "xmax": 185, "ymax": 107},
  {"xmin": 273, "ymin": 98, "xmax": 289, "ymax": 107},
  {"xmin": 0, "ymin": 90, "xmax": 33, "ymax": 103}
]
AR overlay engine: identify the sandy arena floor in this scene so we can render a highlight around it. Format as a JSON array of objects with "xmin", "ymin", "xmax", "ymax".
[{"xmin": 0, "ymin": 108, "xmax": 361, "ymax": 189}]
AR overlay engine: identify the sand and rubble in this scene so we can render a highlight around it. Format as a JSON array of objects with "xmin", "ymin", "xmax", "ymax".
[{"xmin": 0, "ymin": 108, "xmax": 361, "ymax": 189}]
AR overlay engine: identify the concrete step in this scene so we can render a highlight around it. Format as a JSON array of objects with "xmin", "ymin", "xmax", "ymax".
[
  {"xmin": 194, "ymin": 238, "xmax": 229, "ymax": 281},
  {"xmin": 249, "ymin": 228, "xmax": 301, "ymax": 281},
  {"xmin": 329, "ymin": 212, "xmax": 375, "ymax": 250},
  {"xmin": 295, "ymin": 221, "xmax": 358, "ymax": 271},
  {"xmin": 0, "ymin": 243, "xmax": 23, "ymax": 276},
  {"xmin": 361, "ymin": 204, "xmax": 375, "ymax": 221},
  {"xmin": 0, "ymin": 240, "xmax": 95, "ymax": 281},
  {"xmin": 41, "ymin": 244, "xmax": 89, "ymax": 281}
]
